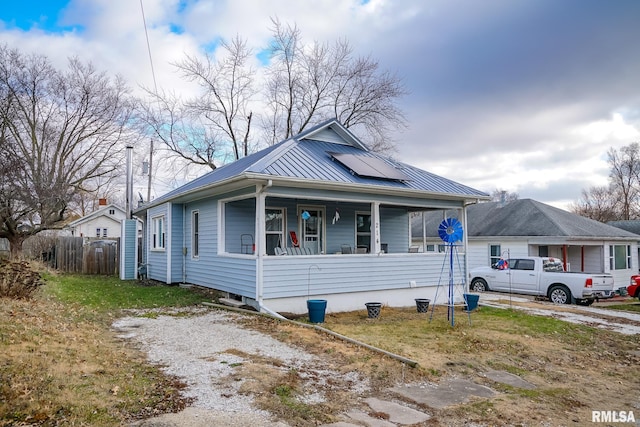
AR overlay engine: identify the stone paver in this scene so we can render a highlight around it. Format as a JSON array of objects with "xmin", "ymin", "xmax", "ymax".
[
  {"xmin": 364, "ymin": 398, "xmax": 431, "ymax": 425},
  {"xmin": 346, "ymin": 409, "xmax": 395, "ymax": 427},
  {"xmin": 392, "ymin": 378, "xmax": 495, "ymax": 409},
  {"xmin": 482, "ymin": 369, "xmax": 536, "ymax": 390}
]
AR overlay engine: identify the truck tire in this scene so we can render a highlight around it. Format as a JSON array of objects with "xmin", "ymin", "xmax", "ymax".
[
  {"xmin": 548, "ymin": 285, "xmax": 571, "ymax": 305},
  {"xmin": 470, "ymin": 278, "xmax": 489, "ymax": 292}
]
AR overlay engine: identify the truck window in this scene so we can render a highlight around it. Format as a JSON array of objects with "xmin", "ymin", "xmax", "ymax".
[
  {"xmin": 542, "ymin": 260, "xmax": 564, "ymax": 272},
  {"xmin": 516, "ymin": 259, "xmax": 535, "ymax": 270}
]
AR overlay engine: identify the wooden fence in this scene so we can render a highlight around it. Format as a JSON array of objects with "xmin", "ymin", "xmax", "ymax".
[{"xmin": 48, "ymin": 237, "xmax": 120, "ymax": 275}]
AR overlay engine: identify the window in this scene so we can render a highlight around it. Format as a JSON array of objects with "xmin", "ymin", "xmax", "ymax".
[
  {"xmin": 152, "ymin": 216, "xmax": 165, "ymax": 250},
  {"xmin": 266, "ymin": 208, "xmax": 285, "ymax": 255},
  {"xmin": 109, "ymin": 209, "xmax": 115, "ymax": 215},
  {"xmin": 355, "ymin": 212, "xmax": 371, "ymax": 252},
  {"xmin": 299, "ymin": 206, "xmax": 324, "ymax": 254},
  {"xmin": 192, "ymin": 211, "xmax": 199, "ymax": 258},
  {"xmin": 514, "ymin": 259, "xmax": 535, "ymax": 270},
  {"xmin": 102, "ymin": 228, "xmax": 108, "ymax": 237},
  {"xmin": 490, "ymin": 244, "xmax": 501, "ymax": 266},
  {"xmin": 609, "ymin": 245, "xmax": 631, "ymax": 270},
  {"xmin": 96, "ymin": 228, "xmax": 101, "ymax": 238}
]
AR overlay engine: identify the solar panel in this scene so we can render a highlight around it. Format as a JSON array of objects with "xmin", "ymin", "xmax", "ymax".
[{"xmin": 329, "ymin": 152, "xmax": 410, "ymax": 181}]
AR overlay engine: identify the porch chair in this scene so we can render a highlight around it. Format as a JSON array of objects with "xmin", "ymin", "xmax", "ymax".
[
  {"xmin": 341, "ymin": 244, "xmax": 352, "ymax": 254},
  {"xmin": 241, "ymin": 234, "xmax": 254, "ymax": 254},
  {"xmin": 408, "ymin": 245, "xmax": 420, "ymax": 253}
]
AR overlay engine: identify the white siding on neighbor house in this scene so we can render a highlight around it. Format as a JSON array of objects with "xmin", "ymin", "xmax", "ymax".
[
  {"xmin": 605, "ymin": 242, "xmax": 638, "ymax": 290},
  {"xmin": 73, "ymin": 216, "xmax": 123, "ymax": 238},
  {"xmin": 467, "ymin": 240, "xmax": 529, "ymax": 270}
]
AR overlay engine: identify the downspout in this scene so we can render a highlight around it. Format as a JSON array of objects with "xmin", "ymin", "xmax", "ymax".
[
  {"xmin": 255, "ymin": 179, "xmax": 285, "ymax": 318},
  {"xmin": 182, "ymin": 204, "xmax": 186, "ymax": 284}
]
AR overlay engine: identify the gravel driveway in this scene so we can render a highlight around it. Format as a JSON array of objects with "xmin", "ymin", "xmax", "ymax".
[{"xmin": 113, "ymin": 307, "xmax": 368, "ymax": 427}]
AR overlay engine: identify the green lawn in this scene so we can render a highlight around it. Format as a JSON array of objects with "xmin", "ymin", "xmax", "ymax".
[
  {"xmin": 600, "ymin": 301, "xmax": 640, "ymax": 313},
  {"xmin": 41, "ymin": 273, "xmax": 211, "ymax": 323}
]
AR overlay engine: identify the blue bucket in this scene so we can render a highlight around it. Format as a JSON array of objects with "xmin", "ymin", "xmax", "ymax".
[
  {"xmin": 464, "ymin": 293, "xmax": 480, "ymax": 311},
  {"xmin": 307, "ymin": 299, "xmax": 327, "ymax": 323}
]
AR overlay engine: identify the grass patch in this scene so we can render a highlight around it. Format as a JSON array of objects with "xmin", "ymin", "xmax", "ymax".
[
  {"xmin": 600, "ymin": 302, "xmax": 640, "ymax": 313},
  {"xmin": 1, "ymin": 270, "xmax": 211, "ymax": 426},
  {"xmin": 43, "ymin": 273, "xmax": 206, "ymax": 314}
]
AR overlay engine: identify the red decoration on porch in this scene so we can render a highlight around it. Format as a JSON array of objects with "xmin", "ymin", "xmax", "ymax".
[{"xmin": 289, "ymin": 231, "xmax": 299, "ymax": 247}]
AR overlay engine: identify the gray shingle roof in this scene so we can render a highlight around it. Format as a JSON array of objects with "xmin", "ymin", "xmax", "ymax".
[
  {"xmin": 608, "ymin": 220, "xmax": 640, "ymax": 235},
  {"xmin": 413, "ymin": 199, "xmax": 640, "ymax": 239},
  {"xmin": 142, "ymin": 119, "xmax": 489, "ymax": 209}
]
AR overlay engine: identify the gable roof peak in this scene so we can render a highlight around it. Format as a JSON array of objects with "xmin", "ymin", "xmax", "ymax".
[{"xmin": 295, "ymin": 118, "xmax": 369, "ymax": 151}]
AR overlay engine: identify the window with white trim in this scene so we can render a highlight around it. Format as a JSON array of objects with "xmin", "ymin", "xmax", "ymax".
[
  {"xmin": 95, "ymin": 228, "xmax": 101, "ymax": 238},
  {"xmin": 609, "ymin": 244, "xmax": 631, "ymax": 270},
  {"xmin": 102, "ymin": 228, "xmax": 108, "ymax": 237},
  {"xmin": 490, "ymin": 244, "xmax": 501, "ymax": 266},
  {"xmin": 152, "ymin": 216, "xmax": 165, "ymax": 250},
  {"xmin": 192, "ymin": 211, "xmax": 199, "ymax": 258},
  {"xmin": 266, "ymin": 208, "xmax": 285, "ymax": 255},
  {"xmin": 355, "ymin": 212, "xmax": 371, "ymax": 252}
]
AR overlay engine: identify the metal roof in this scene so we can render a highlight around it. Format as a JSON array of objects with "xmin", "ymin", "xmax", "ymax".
[{"xmin": 140, "ymin": 119, "xmax": 489, "ymax": 210}]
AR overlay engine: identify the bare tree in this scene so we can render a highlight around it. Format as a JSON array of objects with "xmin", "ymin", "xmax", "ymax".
[
  {"xmin": 0, "ymin": 46, "xmax": 136, "ymax": 255},
  {"xmin": 607, "ymin": 143, "xmax": 640, "ymax": 220},
  {"xmin": 490, "ymin": 189, "xmax": 519, "ymax": 203},
  {"xmin": 264, "ymin": 19, "xmax": 407, "ymax": 151},
  {"xmin": 139, "ymin": 36, "xmax": 254, "ymax": 170},
  {"xmin": 569, "ymin": 186, "xmax": 619, "ymax": 222}
]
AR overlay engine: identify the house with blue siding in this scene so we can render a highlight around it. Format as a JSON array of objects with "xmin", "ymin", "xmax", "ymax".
[{"xmin": 134, "ymin": 119, "xmax": 489, "ymax": 314}]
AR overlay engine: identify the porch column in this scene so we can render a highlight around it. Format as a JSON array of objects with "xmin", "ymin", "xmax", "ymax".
[
  {"xmin": 372, "ymin": 202, "xmax": 381, "ymax": 253},
  {"xmin": 255, "ymin": 189, "xmax": 267, "ymax": 301}
]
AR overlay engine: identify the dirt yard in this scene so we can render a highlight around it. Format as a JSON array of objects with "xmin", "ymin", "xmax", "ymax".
[
  {"xmin": 121, "ymin": 301, "xmax": 640, "ymax": 427},
  {"xmin": 2, "ymin": 270, "xmax": 639, "ymax": 427}
]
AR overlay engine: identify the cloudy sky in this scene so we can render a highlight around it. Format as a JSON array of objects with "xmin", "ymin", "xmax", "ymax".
[{"xmin": 2, "ymin": 0, "xmax": 639, "ymax": 209}]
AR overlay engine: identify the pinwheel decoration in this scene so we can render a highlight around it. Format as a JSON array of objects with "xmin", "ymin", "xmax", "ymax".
[
  {"xmin": 438, "ymin": 217, "xmax": 463, "ymax": 243},
  {"xmin": 436, "ymin": 217, "xmax": 464, "ymax": 326}
]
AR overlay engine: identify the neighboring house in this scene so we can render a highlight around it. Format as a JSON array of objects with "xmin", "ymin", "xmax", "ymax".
[
  {"xmin": 66, "ymin": 204, "xmax": 127, "ymax": 241},
  {"xmin": 412, "ymin": 199, "xmax": 639, "ymax": 288},
  {"xmin": 608, "ymin": 220, "xmax": 640, "ymax": 274},
  {"xmin": 133, "ymin": 119, "xmax": 490, "ymax": 314}
]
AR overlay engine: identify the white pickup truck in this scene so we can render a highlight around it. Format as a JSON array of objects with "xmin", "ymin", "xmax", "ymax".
[{"xmin": 469, "ymin": 256, "xmax": 614, "ymax": 306}]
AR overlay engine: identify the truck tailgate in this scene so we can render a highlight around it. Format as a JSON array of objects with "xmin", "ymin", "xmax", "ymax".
[{"xmin": 590, "ymin": 274, "xmax": 614, "ymax": 292}]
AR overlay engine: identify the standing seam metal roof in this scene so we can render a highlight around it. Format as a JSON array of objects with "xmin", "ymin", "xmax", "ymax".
[{"xmin": 144, "ymin": 120, "xmax": 489, "ymax": 208}]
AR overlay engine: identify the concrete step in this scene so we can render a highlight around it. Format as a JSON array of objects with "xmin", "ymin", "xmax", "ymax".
[{"xmin": 218, "ymin": 297, "xmax": 245, "ymax": 308}]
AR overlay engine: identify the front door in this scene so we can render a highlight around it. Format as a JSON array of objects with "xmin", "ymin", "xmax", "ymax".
[{"xmin": 299, "ymin": 206, "xmax": 324, "ymax": 254}]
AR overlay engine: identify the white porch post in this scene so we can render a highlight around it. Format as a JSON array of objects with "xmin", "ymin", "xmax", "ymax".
[
  {"xmin": 372, "ymin": 201, "xmax": 381, "ymax": 253},
  {"xmin": 255, "ymin": 188, "xmax": 267, "ymax": 301},
  {"xmin": 462, "ymin": 205, "xmax": 469, "ymax": 290}
]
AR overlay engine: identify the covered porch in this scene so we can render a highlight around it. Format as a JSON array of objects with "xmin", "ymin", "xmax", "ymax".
[{"xmin": 219, "ymin": 185, "xmax": 469, "ymax": 313}]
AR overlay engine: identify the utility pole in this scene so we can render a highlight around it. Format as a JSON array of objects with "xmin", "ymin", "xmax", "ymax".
[
  {"xmin": 147, "ymin": 139, "xmax": 153, "ymax": 203},
  {"xmin": 126, "ymin": 145, "xmax": 133, "ymax": 219}
]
